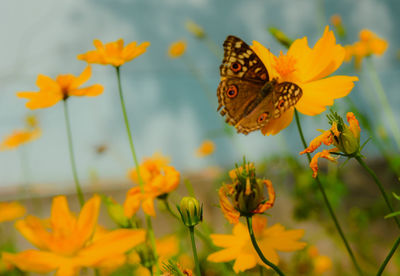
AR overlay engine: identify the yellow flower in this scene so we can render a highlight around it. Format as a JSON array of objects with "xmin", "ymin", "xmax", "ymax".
[
  {"xmin": 300, "ymin": 111, "xmax": 361, "ymax": 177},
  {"xmin": 25, "ymin": 114, "xmax": 39, "ymax": 128},
  {"xmin": 0, "ymin": 202, "xmax": 26, "ymax": 223},
  {"xmin": 2, "ymin": 195, "xmax": 146, "ymax": 276},
  {"xmin": 78, "ymin": 39, "xmax": 150, "ymax": 67},
  {"xmin": 124, "ymin": 153, "xmax": 180, "ymax": 217},
  {"xmin": 307, "ymin": 246, "xmax": 333, "ymax": 274},
  {"xmin": 17, "ymin": 66, "xmax": 103, "ymax": 109},
  {"xmin": 168, "ymin": 40, "xmax": 186, "ymax": 58},
  {"xmin": 330, "ymin": 14, "xmax": 342, "ymax": 27},
  {"xmin": 195, "ymin": 140, "xmax": 215, "ymax": 157},
  {"xmin": 0, "ymin": 128, "xmax": 41, "ymax": 151},
  {"xmin": 344, "ymin": 29, "xmax": 388, "ymax": 69},
  {"xmin": 207, "ymin": 216, "xmax": 306, "ymax": 273},
  {"xmin": 219, "ymin": 162, "xmax": 275, "ymax": 224},
  {"xmin": 251, "ymin": 26, "xmax": 358, "ymax": 135}
]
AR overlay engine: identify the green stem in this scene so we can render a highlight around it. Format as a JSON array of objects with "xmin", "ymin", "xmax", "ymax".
[
  {"xmin": 355, "ymin": 155, "xmax": 400, "ymax": 228},
  {"xmin": 376, "ymin": 236, "xmax": 400, "ymax": 275},
  {"xmin": 246, "ymin": 216, "xmax": 285, "ymax": 276},
  {"xmin": 294, "ymin": 110, "xmax": 363, "ymax": 276},
  {"xmin": 115, "ymin": 66, "xmax": 160, "ymax": 275},
  {"xmin": 366, "ymin": 58, "xmax": 400, "ymax": 151},
  {"xmin": 63, "ymin": 100, "xmax": 84, "ymax": 207},
  {"xmin": 163, "ymin": 199, "xmax": 180, "ymax": 220},
  {"xmin": 189, "ymin": 226, "xmax": 202, "ymax": 276}
]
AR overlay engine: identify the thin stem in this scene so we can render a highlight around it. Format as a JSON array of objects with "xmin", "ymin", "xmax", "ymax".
[
  {"xmin": 294, "ymin": 110, "xmax": 363, "ymax": 276},
  {"xmin": 355, "ymin": 155, "xmax": 400, "ymax": 228},
  {"xmin": 145, "ymin": 216, "xmax": 160, "ymax": 274},
  {"xmin": 376, "ymin": 236, "xmax": 400, "ymax": 275},
  {"xmin": 189, "ymin": 226, "xmax": 201, "ymax": 276},
  {"xmin": 366, "ymin": 58, "xmax": 400, "ymax": 151},
  {"xmin": 246, "ymin": 216, "xmax": 285, "ymax": 276},
  {"xmin": 163, "ymin": 199, "xmax": 180, "ymax": 220},
  {"xmin": 63, "ymin": 100, "xmax": 84, "ymax": 207}
]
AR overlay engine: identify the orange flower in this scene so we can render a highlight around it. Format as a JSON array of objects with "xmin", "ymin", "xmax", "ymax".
[
  {"xmin": 219, "ymin": 162, "xmax": 275, "ymax": 224},
  {"xmin": 0, "ymin": 128, "xmax": 41, "ymax": 151},
  {"xmin": 2, "ymin": 195, "xmax": 145, "ymax": 276},
  {"xmin": 300, "ymin": 111, "xmax": 361, "ymax": 177},
  {"xmin": 124, "ymin": 153, "xmax": 180, "ymax": 217},
  {"xmin": 207, "ymin": 216, "xmax": 306, "ymax": 273},
  {"xmin": 0, "ymin": 201, "xmax": 26, "ymax": 223},
  {"xmin": 308, "ymin": 246, "xmax": 333, "ymax": 275},
  {"xmin": 195, "ymin": 140, "xmax": 215, "ymax": 157},
  {"xmin": 78, "ymin": 39, "xmax": 150, "ymax": 67},
  {"xmin": 17, "ymin": 66, "xmax": 103, "ymax": 109},
  {"xmin": 251, "ymin": 26, "xmax": 358, "ymax": 135},
  {"xmin": 344, "ymin": 29, "xmax": 388, "ymax": 69},
  {"xmin": 168, "ymin": 40, "xmax": 186, "ymax": 58}
]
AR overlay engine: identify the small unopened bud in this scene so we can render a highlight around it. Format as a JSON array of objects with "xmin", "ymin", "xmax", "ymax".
[
  {"xmin": 268, "ymin": 27, "xmax": 293, "ymax": 49},
  {"xmin": 136, "ymin": 243, "xmax": 157, "ymax": 270},
  {"xmin": 328, "ymin": 111, "xmax": 361, "ymax": 155},
  {"xmin": 177, "ymin": 197, "xmax": 203, "ymax": 227},
  {"xmin": 335, "ymin": 126, "xmax": 359, "ymax": 155},
  {"xmin": 185, "ymin": 20, "xmax": 205, "ymax": 39},
  {"xmin": 103, "ymin": 196, "xmax": 130, "ymax": 228}
]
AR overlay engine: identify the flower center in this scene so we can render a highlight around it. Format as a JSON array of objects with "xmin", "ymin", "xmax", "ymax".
[{"xmin": 273, "ymin": 52, "xmax": 297, "ymax": 80}]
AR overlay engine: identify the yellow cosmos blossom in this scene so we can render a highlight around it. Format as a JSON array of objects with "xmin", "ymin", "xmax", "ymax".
[
  {"xmin": 168, "ymin": 40, "xmax": 187, "ymax": 58},
  {"xmin": 300, "ymin": 112, "xmax": 361, "ymax": 177},
  {"xmin": 251, "ymin": 26, "xmax": 358, "ymax": 135},
  {"xmin": 219, "ymin": 162, "xmax": 275, "ymax": 224},
  {"xmin": 195, "ymin": 140, "xmax": 215, "ymax": 157},
  {"xmin": 0, "ymin": 128, "xmax": 41, "ymax": 151},
  {"xmin": 2, "ymin": 195, "xmax": 146, "ymax": 276},
  {"xmin": 344, "ymin": 29, "xmax": 388, "ymax": 69},
  {"xmin": 77, "ymin": 39, "xmax": 150, "ymax": 67},
  {"xmin": 207, "ymin": 216, "xmax": 306, "ymax": 273},
  {"xmin": 308, "ymin": 246, "xmax": 333, "ymax": 275},
  {"xmin": 17, "ymin": 66, "xmax": 103, "ymax": 109},
  {"xmin": 124, "ymin": 153, "xmax": 180, "ymax": 217},
  {"xmin": 0, "ymin": 201, "xmax": 26, "ymax": 223}
]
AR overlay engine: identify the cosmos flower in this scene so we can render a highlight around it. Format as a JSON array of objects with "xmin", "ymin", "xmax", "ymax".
[
  {"xmin": 168, "ymin": 40, "xmax": 187, "ymax": 58},
  {"xmin": 251, "ymin": 26, "xmax": 358, "ymax": 135},
  {"xmin": 195, "ymin": 140, "xmax": 215, "ymax": 157}
]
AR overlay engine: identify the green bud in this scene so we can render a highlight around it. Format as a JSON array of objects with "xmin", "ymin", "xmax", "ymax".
[
  {"xmin": 136, "ymin": 243, "xmax": 157, "ymax": 270},
  {"xmin": 177, "ymin": 197, "xmax": 203, "ymax": 227},
  {"xmin": 268, "ymin": 26, "xmax": 293, "ymax": 49},
  {"xmin": 102, "ymin": 196, "xmax": 130, "ymax": 228},
  {"xmin": 335, "ymin": 126, "xmax": 359, "ymax": 155}
]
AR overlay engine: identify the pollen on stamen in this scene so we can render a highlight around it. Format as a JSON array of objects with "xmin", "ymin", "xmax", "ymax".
[{"xmin": 273, "ymin": 51, "xmax": 297, "ymax": 79}]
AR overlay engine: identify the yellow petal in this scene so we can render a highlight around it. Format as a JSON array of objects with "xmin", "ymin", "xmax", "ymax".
[
  {"xmin": 17, "ymin": 91, "xmax": 63, "ymax": 109},
  {"xmin": 36, "ymin": 74, "xmax": 61, "ymax": 92},
  {"xmin": 50, "ymin": 196, "xmax": 76, "ymax": 238},
  {"xmin": 261, "ymin": 107, "xmax": 294, "ymax": 135},
  {"xmin": 68, "ymin": 84, "xmax": 104, "ymax": 97},
  {"xmin": 70, "ymin": 66, "xmax": 91, "ymax": 89},
  {"xmin": 15, "ymin": 216, "xmax": 51, "ymax": 250},
  {"xmin": 0, "ymin": 202, "xmax": 26, "ymax": 222},
  {"xmin": 2, "ymin": 250, "xmax": 64, "ymax": 273},
  {"xmin": 75, "ymin": 195, "xmax": 101, "ymax": 248},
  {"xmin": 232, "ymin": 253, "xmax": 257, "ymax": 273},
  {"xmin": 300, "ymin": 130, "xmax": 333, "ymax": 154},
  {"xmin": 295, "ymin": 76, "xmax": 358, "ymax": 116},
  {"xmin": 251, "ymin": 41, "xmax": 279, "ymax": 79},
  {"xmin": 124, "ymin": 187, "xmax": 142, "ymax": 217},
  {"xmin": 142, "ymin": 197, "xmax": 156, "ymax": 217},
  {"xmin": 55, "ymin": 266, "xmax": 80, "ymax": 276},
  {"xmin": 78, "ymin": 229, "xmax": 146, "ymax": 266},
  {"xmin": 309, "ymin": 148, "xmax": 339, "ymax": 178},
  {"xmin": 207, "ymin": 247, "xmax": 241, "ymax": 263},
  {"xmin": 209, "ymin": 233, "xmax": 242, "ymax": 248}
]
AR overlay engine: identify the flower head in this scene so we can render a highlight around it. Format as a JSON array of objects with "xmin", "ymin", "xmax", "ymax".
[
  {"xmin": 124, "ymin": 153, "xmax": 180, "ymax": 217},
  {"xmin": 17, "ymin": 66, "xmax": 103, "ymax": 109},
  {"xmin": 219, "ymin": 160, "xmax": 275, "ymax": 224},
  {"xmin": 308, "ymin": 246, "xmax": 333, "ymax": 275},
  {"xmin": 0, "ymin": 128, "xmax": 41, "ymax": 151},
  {"xmin": 251, "ymin": 26, "xmax": 358, "ymax": 135},
  {"xmin": 78, "ymin": 39, "xmax": 150, "ymax": 67},
  {"xmin": 195, "ymin": 140, "xmax": 215, "ymax": 157},
  {"xmin": 3, "ymin": 195, "xmax": 145, "ymax": 276},
  {"xmin": 168, "ymin": 40, "xmax": 186, "ymax": 58},
  {"xmin": 185, "ymin": 20, "xmax": 205, "ymax": 39},
  {"xmin": 300, "ymin": 111, "xmax": 361, "ymax": 177},
  {"xmin": 0, "ymin": 201, "xmax": 26, "ymax": 223},
  {"xmin": 207, "ymin": 216, "xmax": 306, "ymax": 273},
  {"xmin": 344, "ymin": 29, "xmax": 388, "ymax": 69}
]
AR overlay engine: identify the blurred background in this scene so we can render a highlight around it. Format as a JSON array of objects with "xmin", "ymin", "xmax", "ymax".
[{"xmin": 0, "ymin": 0, "xmax": 399, "ymax": 190}]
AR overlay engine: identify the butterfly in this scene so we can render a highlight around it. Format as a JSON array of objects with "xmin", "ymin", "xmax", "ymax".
[{"xmin": 217, "ymin": 35, "xmax": 303, "ymax": 135}]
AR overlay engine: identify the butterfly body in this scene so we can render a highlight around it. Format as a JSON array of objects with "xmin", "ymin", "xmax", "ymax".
[{"xmin": 217, "ymin": 36, "xmax": 302, "ymax": 135}]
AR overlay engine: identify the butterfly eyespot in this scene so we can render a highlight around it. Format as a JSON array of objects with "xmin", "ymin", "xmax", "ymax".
[
  {"xmin": 278, "ymin": 100, "xmax": 285, "ymax": 108},
  {"xmin": 257, "ymin": 112, "xmax": 269, "ymax": 123},
  {"xmin": 226, "ymin": 85, "xmax": 238, "ymax": 98},
  {"xmin": 230, "ymin": 62, "xmax": 242, "ymax": 72}
]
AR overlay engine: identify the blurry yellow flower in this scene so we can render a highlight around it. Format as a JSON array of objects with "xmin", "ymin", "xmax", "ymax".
[
  {"xmin": 25, "ymin": 115, "xmax": 38, "ymax": 128},
  {"xmin": 219, "ymin": 162, "xmax": 275, "ymax": 224},
  {"xmin": 0, "ymin": 128, "xmax": 41, "ymax": 151},
  {"xmin": 78, "ymin": 39, "xmax": 150, "ymax": 67},
  {"xmin": 300, "ymin": 112, "xmax": 361, "ymax": 177},
  {"xmin": 207, "ymin": 216, "xmax": 306, "ymax": 273},
  {"xmin": 0, "ymin": 202, "xmax": 26, "ymax": 223},
  {"xmin": 168, "ymin": 40, "xmax": 186, "ymax": 58},
  {"xmin": 344, "ymin": 29, "xmax": 388, "ymax": 69},
  {"xmin": 124, "ymin": 153, "xmax": 180, "ymax": 217},
  {"xmin": 251, "ymin": 26, "xmax": 358, "ymax": 135},
  {"xmin": 330, "ymin": 14, "xmax": 342, "ymax": 27},
  {"xmin": 308, "ymin": 246, "xmax": 333, "ymax": 275},
  {"xmin": 3, "ymin": 195, "xmax": 145, "ymax": 276},
  {"xmin": 195, "ymin": 140, "xmax": 215, "ymax": 157},
  {"xmin": 17, "ymin": 66, "xmax": 103, "ymax": 109},
  {"xmin": 185, "ymin": 20, "xmax": 205, "ymax": 39}
]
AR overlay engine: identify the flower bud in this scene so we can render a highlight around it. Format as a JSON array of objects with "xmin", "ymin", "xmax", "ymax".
[
  {"xmin": 103, "ymin": 196, "xmax": 131, "ymax": 228},
  {"xmin": 185, "ymin": 20, "xmax": 205, "ymax": 39},
  {"xmin": 177, "ymin": 197, "xmax": 203, "ymax": 227},
  {"xmin": 268, "ymin": 27, "xmax": 293, "ymax": 49},
  {"xmin": 136, "ymin": 243, "xmax": 157, "ymax": 270},
  {"xmin": 328, "ymin": 111, "xmax": 360, "ymax": 155}
]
